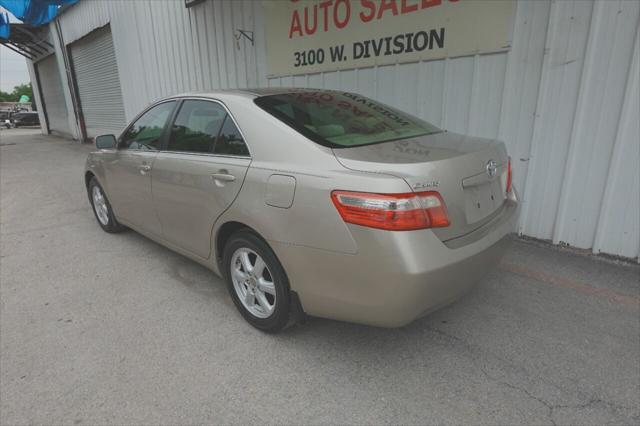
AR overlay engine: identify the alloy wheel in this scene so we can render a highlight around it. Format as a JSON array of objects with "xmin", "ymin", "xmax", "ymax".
[
  {"xmin": 92, "ymin": 185, "xmax": 109, "ymax": 226},
  {"xmin": 230, "ymin": 248, "xmax": 276, "ymax": 318}
]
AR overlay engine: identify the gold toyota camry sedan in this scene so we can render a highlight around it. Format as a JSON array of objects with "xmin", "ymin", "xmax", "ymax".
[{"xmin": 85, "ymin": 89, "xmax": 520, "ymax": 332}]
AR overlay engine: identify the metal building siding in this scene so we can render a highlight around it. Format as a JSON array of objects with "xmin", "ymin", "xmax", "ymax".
[
  {"xmin": 519, "ymin": 0, "xmax": 595, "ymax": 242},
  {"xmin": 36, "ymin": 54, "xmax": 70, "ymax": 135},
  {"xmin": 552, "ymin": 0, "xmax": 639, "ymax": 250},
  {"xmin": 49, "ymin": 0, "xmax": 638, "ymax": 259},
  {"xmin": 70, "ymin": 26, "xmax": 126, "ymax": 137},
  {"xmin": 593, "ymin": 28, "xmax": 639, "ymax": 258},
  {"xmin": 522, "ymin": 0, "xmax": 640, "ymax": 258}
]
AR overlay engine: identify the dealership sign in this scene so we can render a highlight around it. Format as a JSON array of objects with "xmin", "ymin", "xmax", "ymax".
[{"xmin": 264, "ymin": 0, "xmax": 515, "ymax": 77}]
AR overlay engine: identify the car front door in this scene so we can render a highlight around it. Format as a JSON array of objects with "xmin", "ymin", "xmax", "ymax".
[
  {"xmin": 151, "ymin": 99, "xmax": 251, "ymax": 259},
  {"xmin": 104, "ymin": 100, "xmax": 177, "ymax": 237}
]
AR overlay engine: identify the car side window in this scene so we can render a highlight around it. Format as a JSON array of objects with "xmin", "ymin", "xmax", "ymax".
[
  {"xmin": 168, "ymin": 100, "xmax": 226, "ymax": 153},
  {"xmin": 213, "ymin": 115, "xmax": 249, "ymax": 157},
  {"xmin": 120, "ymin": 101, "xmax": 176, "ymax": 151}
]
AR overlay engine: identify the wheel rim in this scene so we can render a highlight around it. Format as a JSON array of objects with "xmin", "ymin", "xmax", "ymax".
[
  {"xmin": 230, "ymin": 248, "xmax": 276, "ymax": 319},
  {"xmin": 92, "ymin": 185, "xmax": 109, "ymax": 226}
]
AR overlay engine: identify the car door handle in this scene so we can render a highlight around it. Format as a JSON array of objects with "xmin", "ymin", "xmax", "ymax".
[
  {"xmin": 211, "ymin": 173, "xmax": 236, "ymax": 182},
  {"xmin": 138, "ymin": 164, "xmax": 152, "ymax": 174}
]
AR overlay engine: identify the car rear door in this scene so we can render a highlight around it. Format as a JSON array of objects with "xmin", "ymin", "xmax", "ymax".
[
  {"xmin": 151, "ymin": 99, "xmax": 251, "ymax": 259},
  {"xmin": 103, "ymin": 100, "xmax": 177, "ymax": 237}
]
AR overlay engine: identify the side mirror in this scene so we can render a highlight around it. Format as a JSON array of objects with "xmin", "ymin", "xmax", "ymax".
[{"xmin": 95, "ymin": 134, "xmax": 117, "ymax": 150}]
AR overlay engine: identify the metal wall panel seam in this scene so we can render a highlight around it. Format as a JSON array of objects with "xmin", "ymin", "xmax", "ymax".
[
  {"xmin": 550, "ymin": 0, "xmax": 604, "ymax": 245},
  {"xmin": 232, "ymin": 0, "xmax": 245, "ymax": 88},
  {"xmin": 519, "ymin": 1, "xmax": 552, "ymax": 203},
  {"xmin": 592, "ymin": 24, "xmax": 640, "ymax": 257},
  {"xmin": 496, "ymin": 0, "xmax": 523, "ymax": 148},
  {"xmin": 147, "ymin": 3, "xmax": 164, "ymax": 100},
  {"xmin": 241, "ymin": 0, "xmax": 254, "ymax": 87},
  {"xmin": 518, "ymin": 0, "xmax": 561, "ymax": 237},
  {"xmin": 149, "ymin": 3, "xmax": 166, "ymax": 97},
  {"xmin": 574, "ymin": 0, "xmax": 632, "ymax": 247},
  {"xmin": 354, "ymin": 68, "xmax": 359, "ymax": 93},
  {"xmin": 154, "ymin": 3, "xmax": 169, "ymax": 95},
  {"xmin": 511, "ymin": 0, "xmax": 547, "ymax": 204},
  {"xmin": 392, "ymin": 63, "xmax": 399, "ymax": 110},
  {"xmin": 226, "ymin": 0, "xmax": 239, "ymax": 87},
  {"xmin": 200, "ymin": 2, "xmax": 215, "ymax": 90},
  {"xmin": 170, "ymin": 0, "xmax": 185, "ymax": 92},
  {"xmin": 176, "ymin": 1, "xmax": 186, "ymax": 92},
  {"xmin": 211, "ymin": 1, "xmax": 225, "ymax": 89},
  {"xmin": 440, "ymin": 58, "xmax": 449, "ymax": 129},
  {"xmin": 239, "ymin": 0, "xmax": 251, "ymax": 87},
  {"xmin": 222, "ymin": 1, "xmax": 236, "ymax": 88},
  {"xmin": 148, "ymin": 0, "xmax": 163, "ymax": 101},
  {"xmin": 164, "ymin": 2, "xmax": 180, "ymax": 95},
  {"xmin": 534, "ymin": 0, "xmax": 582, "ymax": 239},
  {"xmin": 131, "ymin": 2, "xmax": 151, "ymax": 108},
  {"xmin": 187, "ymin": 7, "xmax": 202, "ymax": 91},
  {"xmin": 253, "ymin": 0, "xmax": 268, "ymax": 87},
  {"xmin": 467, "ymin": 54, "xmax": 480, "ymax": 136},
  {"xmin": 555, "ymin": 0, "xmax": 638, "ymax": 248},
  {"xmin": 416, "ymin": 60, "xmax": 426, "ymax": 120},
  {"xmin": 184, "ymin": 0, "xmax": 196, "ymax": 90},
  {"xmin": 181, "ymin": 2, "xmax": 197, "ymax": 91},
  {"xmin": 170, "ymin": 1, "xmax": 184, "ymax": 94}
]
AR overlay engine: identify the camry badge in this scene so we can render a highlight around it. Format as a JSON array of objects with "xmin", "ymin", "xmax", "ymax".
[
  {"xmin": 413, "ymin": 180, "xmax": 439, "ymax": 190},
  {"xmin": 486, "ymin": 160, "xmax": 498, "ymax": 178}
]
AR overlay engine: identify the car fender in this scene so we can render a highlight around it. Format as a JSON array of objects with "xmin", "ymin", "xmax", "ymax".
[{"xmin": 84, "ymin": 153, "xmax": 113, "ymax": 206}]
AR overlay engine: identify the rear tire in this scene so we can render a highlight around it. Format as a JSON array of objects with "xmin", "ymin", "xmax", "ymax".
[
  {"xmin": 223, "ymin": 230, "xmax": 291, "ymax": 333},
  {"xmin": 88, "ymin": 177, "xmax": 125, "ymax": 233}
]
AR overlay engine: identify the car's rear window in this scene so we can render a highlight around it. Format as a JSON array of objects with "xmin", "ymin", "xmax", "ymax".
[{"xmin": 254, "ymin": 91, "xmax": 441, "ymax": 148}]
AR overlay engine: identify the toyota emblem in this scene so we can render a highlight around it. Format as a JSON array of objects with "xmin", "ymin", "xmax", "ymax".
[{"xmin": 486, "ymin": 160, "xmax": 498, "ymax": 178}]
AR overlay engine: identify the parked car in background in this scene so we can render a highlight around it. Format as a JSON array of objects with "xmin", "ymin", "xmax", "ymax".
[
  {"xmin": 0, "ymin": 111, "xmax": 11, "ymax": 128},
  {"xmin": 11, "ymin": 111, "xmax": 40, "ymax": 127},
  {"xmin": 84, "ymin": 89, "xmax": 520, "ymax": 332}
]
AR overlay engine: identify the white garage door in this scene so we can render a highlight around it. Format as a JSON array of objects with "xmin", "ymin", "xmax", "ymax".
[
  {"xmin": 36, "ymin": 55, "xmax": 70, "ymax": 135},
  {"xmin": 70, "ymin": 26, "xmax": 126, "ymax": 138}
]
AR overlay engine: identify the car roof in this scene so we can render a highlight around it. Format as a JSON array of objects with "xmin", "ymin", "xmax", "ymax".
[{"xmin": 168, "ymin": 87, "xmax": 340, "ymax": 100}]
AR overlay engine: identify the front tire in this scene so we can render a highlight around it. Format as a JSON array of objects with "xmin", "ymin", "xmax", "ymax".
[
  {"xmin": 223, "ymin": 231, "xmax": 291, "ymax": 333},
  {"xmin": 88, "ymin": 177, "xmax": 124, "ymax": 233}
]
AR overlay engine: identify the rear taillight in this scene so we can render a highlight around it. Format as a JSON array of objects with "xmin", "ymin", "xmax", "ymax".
[
  {"xmin": 331, "ymin": 190, "xmax": 450, "ymax": 231},
  {"xmin": 506, "ymin": 157, "xmax": 513, "ymax": 194}
]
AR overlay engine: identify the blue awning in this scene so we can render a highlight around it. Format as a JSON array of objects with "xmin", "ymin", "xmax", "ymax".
[
  {"xmin": 0, "ymin": 12, "xmax": 9, "ymax": 39},
  {"xmin": 0, "ymin": 0, "xmax": 78, "ymax": 39}
]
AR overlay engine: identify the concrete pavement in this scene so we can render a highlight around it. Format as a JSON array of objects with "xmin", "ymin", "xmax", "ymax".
[{"xmin": 1, "ymin": 128, "xmax": 639, "ymax": 425}]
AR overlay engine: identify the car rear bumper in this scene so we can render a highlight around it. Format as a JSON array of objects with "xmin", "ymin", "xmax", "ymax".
[{"xmin": 270, "ymin": 190, "xmax": 520, "ymax": 327}]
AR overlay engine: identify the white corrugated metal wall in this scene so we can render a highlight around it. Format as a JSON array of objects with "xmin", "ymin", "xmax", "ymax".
[{"xmin": 44, "ymin": 0, "xmax": 638, "ymax": 259}]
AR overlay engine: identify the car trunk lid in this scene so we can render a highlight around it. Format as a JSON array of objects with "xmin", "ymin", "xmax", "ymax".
[{"xmin": 332, "ymin": 131, "xmax": 509, "ymax": 242}]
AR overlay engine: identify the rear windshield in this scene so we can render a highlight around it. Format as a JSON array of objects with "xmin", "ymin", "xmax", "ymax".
[{"xmin": 254, "ymin": 91, "xmax": 441, "ymax": 148}]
